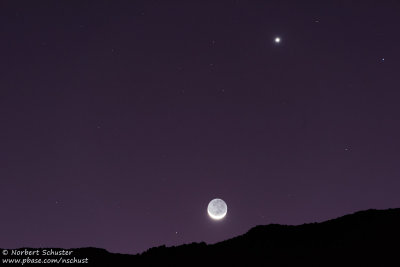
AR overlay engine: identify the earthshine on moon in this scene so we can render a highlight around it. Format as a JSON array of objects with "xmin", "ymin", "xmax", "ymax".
[{"xmin": 207, "ymin": 198, "xmax": 227, "ymax": 220}]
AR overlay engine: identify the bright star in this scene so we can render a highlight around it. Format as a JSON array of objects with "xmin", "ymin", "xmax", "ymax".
[{"xmin": 274, "ymin": 37, "xmax": 281, "ymax": 43}]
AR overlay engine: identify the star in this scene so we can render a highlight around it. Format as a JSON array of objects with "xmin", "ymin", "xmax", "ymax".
[{"xmin": 274, "ymin": 37, "xmax": 281, "ymax": 43}]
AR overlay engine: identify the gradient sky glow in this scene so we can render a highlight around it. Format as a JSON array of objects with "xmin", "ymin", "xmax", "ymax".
[{"xmin": 1, "ymin": 0, "xmax": 400, "ymax": 254}]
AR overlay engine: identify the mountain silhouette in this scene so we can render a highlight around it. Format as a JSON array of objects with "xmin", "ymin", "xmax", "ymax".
[{"xmin": 1, "ymin": 208, "xmax": 399, "ymax": 266}]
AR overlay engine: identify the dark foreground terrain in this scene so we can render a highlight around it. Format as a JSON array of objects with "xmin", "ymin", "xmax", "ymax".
[{"xmin": 2, "ymin": 208, "xmax": 399, "ymax": 266}]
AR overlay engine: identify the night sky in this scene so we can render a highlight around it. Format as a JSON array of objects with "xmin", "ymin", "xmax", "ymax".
[{"xmin": 1, "ymin": 0, "xmax": 400, "ymax": 254}]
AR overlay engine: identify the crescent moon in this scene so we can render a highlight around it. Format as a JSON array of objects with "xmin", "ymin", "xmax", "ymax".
[{"xmin": 207, "ymin": 198, "xmax": 227, "ymax": 220}]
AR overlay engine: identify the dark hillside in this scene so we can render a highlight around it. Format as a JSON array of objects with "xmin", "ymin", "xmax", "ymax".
[{"xmin": 2, "ymin": 208, "xmax": 399, "ymax": 266}]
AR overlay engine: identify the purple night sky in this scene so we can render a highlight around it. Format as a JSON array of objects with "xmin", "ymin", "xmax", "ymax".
[{"xmin": 1, "ymin": 1, "xmax": 399, "ymax": 254}]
